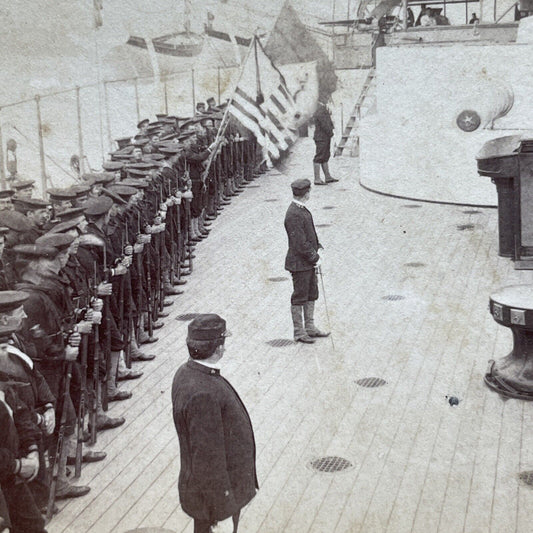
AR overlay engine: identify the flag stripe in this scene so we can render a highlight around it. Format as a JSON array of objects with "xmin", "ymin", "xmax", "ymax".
[
  {"xmin": 236, "ymin": 88, "xmax": 266, "ymax": 117},
  {"xmin": 269, "ymin": 94, "xmax": 287, "ymax": 114},
  {"xmin": 229, "ymin": 106, "xmax": 267, "ymax": 147},
  {"xmin": 278, "ymin": 83, "xmax": 292, "ymax": 103},
  {"xmin": 230, "ymin": 100, "xmax": 267, "ymax": 139},
  {"xmin": 233, "ymin": 92, "xmax": 288, "ymax": 151},
  {"xmin": 230, "ymin": 100, "xmax": 281, "ymax": 159},
  {"xmin": 262, "ymin": 108, "xmax": 292, "ymax": 149}
]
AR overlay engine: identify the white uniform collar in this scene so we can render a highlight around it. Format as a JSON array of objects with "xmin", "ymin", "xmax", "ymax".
[
  {"xmin": 196, "ymin": 360, "xmax": 222, "ymax": 370},
  {"xmin": 6, "ymin": 345, "xmax": 34, "ymax": 370}
]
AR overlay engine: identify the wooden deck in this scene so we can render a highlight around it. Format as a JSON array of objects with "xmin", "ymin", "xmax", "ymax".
[{"xmin": 49, "ymin": 139, "xmax": 533, "ymax": 533}]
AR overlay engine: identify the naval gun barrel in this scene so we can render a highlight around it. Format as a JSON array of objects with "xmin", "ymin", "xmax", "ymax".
[{"xmin": 455, "ymin": 79, "xmax": 514, "ymax": 132}]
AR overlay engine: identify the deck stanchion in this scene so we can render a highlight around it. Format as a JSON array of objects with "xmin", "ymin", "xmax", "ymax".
[
  {"xmin": 134, "ymin": 77, "xmax": 140, "ymax": 123},
  {"xmin": 76, "ymin": 86, "xmax": 85, "ymax": 175},
  {"xmin": 0, "ymin": 111, "xmax": 6, "ymax": 190},
  {"xmin": 104, "ymin": 81, "xmax": 112, "ymax": 153},
  {"xmin": 217, "ymin": 66, "xmax": 221, "ymax": 105},
  {"xmin": 191, "ymin": 68, "xmax": 196, "ymax": 115},
  {"xmin": 164, "ymin": 76, "xmax": 168, "ymax": 115},
  {"xmin": 35, "ymin": 95, "xmax": 47, "ymax": 198}
]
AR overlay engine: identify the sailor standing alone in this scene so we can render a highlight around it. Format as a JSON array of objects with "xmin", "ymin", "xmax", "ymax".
[
  {"xmin": 284, "ymin": 179, "xmax": 330, "ymax": 343},
  {"xmin": 171, "ymin": 314, "xmax": 258, "ymax": 533}
]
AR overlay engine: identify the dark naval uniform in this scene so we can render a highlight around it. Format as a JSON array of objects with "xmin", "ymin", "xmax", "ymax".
[
  {"xmin": 171, "ymin": 315, "xmax": 257, "ymax": 533},
  {"xmin": 312, "ymin": 102, "xmax": 334, "ymax": 164},
  {"xmin": 284, "ymin": 179, "xmax": 329, "ymax": 343},
  {"xmin": 0, "ymin": 387, "xmax": 46, "ymax": 533},
  {"xmin": 284, "ymin": 200, "xmax": 320, "ymax": 304},
  {"xmin": 312, "ymin": 101, "xmax": 338, "ymax": 184}
]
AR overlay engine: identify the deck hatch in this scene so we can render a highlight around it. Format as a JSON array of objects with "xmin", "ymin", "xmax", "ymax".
[
  {"xmin": 266, "ymin": 339, "xmax": 295, "ymax": 347},
  {"xmin": 175, "ymin": 313, "xmax": 201, "ymax": 321},
  {"xmin": 356, "ymin": 377, "xmax": 388, "ymax": 388},
  {"xmin": 309, "ymin": 456, "xmax": 354, "ymax": 473}
]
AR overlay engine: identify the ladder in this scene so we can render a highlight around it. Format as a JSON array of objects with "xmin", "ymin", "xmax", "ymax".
[{"xmin": 334, "ymin": 67, "xmax": 375, "ymax": 157}]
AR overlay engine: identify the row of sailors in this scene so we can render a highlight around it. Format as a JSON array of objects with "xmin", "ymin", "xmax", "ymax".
[{"xmin": 0, "ymin": 110, "xmax": 260, "ymax": 533}]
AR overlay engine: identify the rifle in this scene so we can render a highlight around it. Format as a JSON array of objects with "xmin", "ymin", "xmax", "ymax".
[
  {"xmin": 158, "ymin": 183, "xmax": 167, "ymax": 314},
  {"xmin": 90, "ymin": 262, "xmax": 101, "ymax": 446},
  {"xmin": 185, "ymin": 197, "xmax": 194, "ymax": 273},
  {"xmin": 170, "ymin": 188, "xmax": 182, "ymax": 285},
  {"xmin": 135, "ymin": 210, "xmax": 143, "ymax": 343},
  {"xmin": 152, "ymin": 183, "xmax": 163, "ymax": 319},
  {"xmin": 72, "ymin": 289, "xmax": 89, "ymax": 478},
  {"xmin": 46, "ymin": 359, "xmax": 73, "ymax": 522},
  {"xmin": 213, "ymin": 152, "xmax": 220, "ymax": 211},
  {"xmin": 119, "ymin": 232, "xmax": 125, "ymax": 335},
  {"xmin": 145, "ymin": 230, "xmax": 154, "ymax": 338},
  {"xmin": 102, "ymin": 244, "xmax": 111, "ymax": 412},
  {"xmin": 74, "ymin": 327, "xmax": 88, "ymax": 478},
  {"xmin": 123, "ymin": 224, "xmax": 132, "ymax": 369}
]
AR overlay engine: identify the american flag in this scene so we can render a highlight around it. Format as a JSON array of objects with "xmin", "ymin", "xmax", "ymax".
[{"xmin": 228, "ymin": 37, "xmax": 297, "ymax": 165}]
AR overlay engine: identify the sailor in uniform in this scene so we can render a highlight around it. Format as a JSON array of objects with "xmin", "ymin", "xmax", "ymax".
[{"xmin": 284, "ymin": 179, "xmax": 330, "ymax": 343}]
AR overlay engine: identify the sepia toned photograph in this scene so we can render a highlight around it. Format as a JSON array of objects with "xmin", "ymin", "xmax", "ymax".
[{"xmin": 1, "ymin": 1, "xmax": 533, "ymax": 532}]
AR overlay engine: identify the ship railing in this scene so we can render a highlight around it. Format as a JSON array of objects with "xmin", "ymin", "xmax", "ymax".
[{"xmin": 0, "ymin": 64, "xmax": 241, "ymax": 196}]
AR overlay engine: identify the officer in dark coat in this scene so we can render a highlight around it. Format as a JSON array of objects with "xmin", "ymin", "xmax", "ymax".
[
  {"xmin": 284, "ymin": 179, "xmax": 330, "ymax": 343},
  {"xmin": 171, "ymin": 314, "xmax": 258, "ymax": 533},
  {"xmin": 312, "ymin": 99, "xmax": 338, "ymax": 185}
]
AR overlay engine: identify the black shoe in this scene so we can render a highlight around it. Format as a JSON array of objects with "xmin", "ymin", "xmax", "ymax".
[
  {"xmin": 172, "ymin": 279, "xmax": 187, "ymax": 286},
  {"xmin": 92, "ymin": 415, "xmax": 125, "ymax": 432},
  {"xmin": 296, "ymin": 335, "xmax": 315, "ymax": 344},
  {"xmin": 139, "ymin": 335, "xmax": 158, "ymax": 344},
  {"xmin": 165, "ymin": 287, "xmax": 184, "ymax": 296},
  {"xmin": 55, "ymin": 484, "xmax": 91, "ymax": 500},
  {"xmin": 67, "ymin": 451, "xmax": 107, "ymax": 465},
  {"xmin": 181, "ymin": 269, "xmax": 192, "ymax": 276},
  {"xmin": 116, "ymin": 369, "xmax": 143, "ymax": 381},
  {"xmin": 131, "ymin": 351, "xmax": 156, "ymax": 361},
  {"xmin": 108, "ymin": 390, "xmax": 133, "ymax": 402},
  {"xmin": 158, "ymin": 310, "xmax": 170, "ymax": 318},
  {"xmin": 325, "ymin": 177, "xmax": 339, "ymax": 183},
  {"xmin": 307, "ymin": 329, "xmax": 331, "ymax": 338}
]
